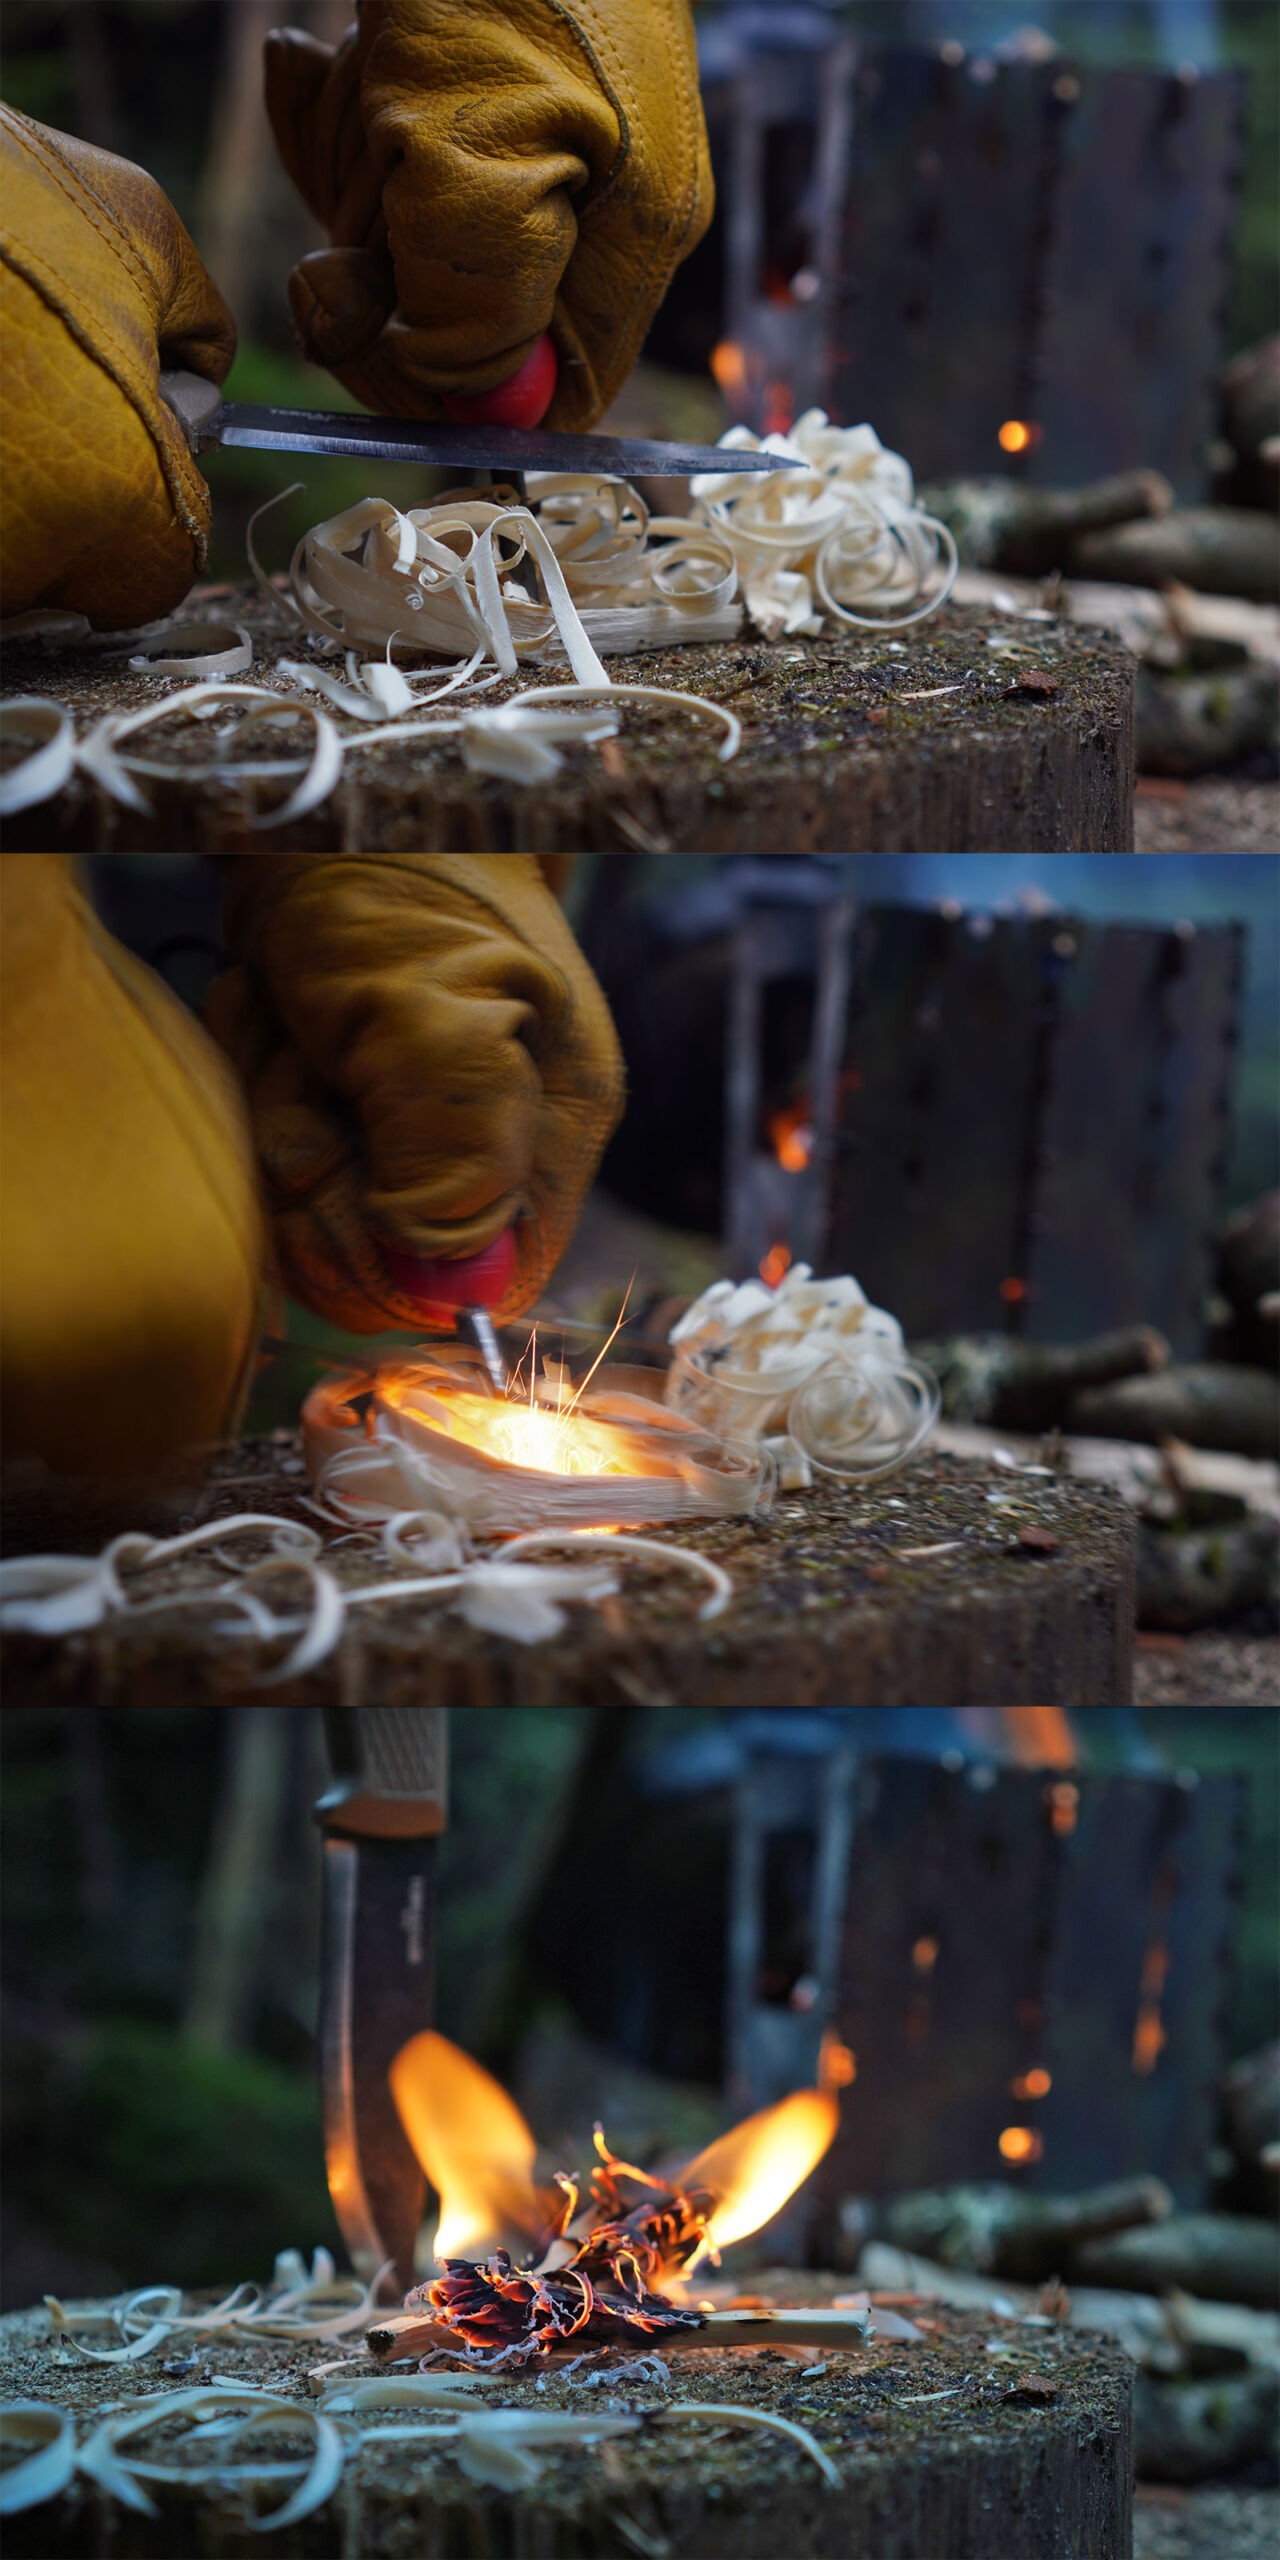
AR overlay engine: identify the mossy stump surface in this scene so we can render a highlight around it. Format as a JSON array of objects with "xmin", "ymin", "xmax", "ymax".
[
  {"xmin": 0, "ymin": 2289, "xmax": 1133, "ymax": 2560},
  {"xmin": 1, "ymin": 1443, "xmax": 1135, "ymax": 1707},
  {"xmin": 3, "ymin": 593, "xmax": 1134, "ymax": 852}
]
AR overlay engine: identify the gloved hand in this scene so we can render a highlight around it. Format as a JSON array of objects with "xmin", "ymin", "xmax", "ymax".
[
  {"xmin": 0, "ymin": 857, "xmax": 264, "ymax": 1481},
  {"xmin": 202, "ymin": 856, "xmax": 626, "ymax": 1335},
  {"xmin": 263, "ymin": 0, "xmax": 713, "ymax": 431},
  {"xmin": 0, "ymin": 108, "xmax": 234, "ymax": 628}
]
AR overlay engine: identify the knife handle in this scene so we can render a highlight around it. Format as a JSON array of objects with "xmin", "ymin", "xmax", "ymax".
[
  {"xmin": 316, "ymin": 1709, "xmax": 448, "ymax": 1840},
  {"xmin": 159, "ymin": 368, "xmax": 225, "ymax": 453}
]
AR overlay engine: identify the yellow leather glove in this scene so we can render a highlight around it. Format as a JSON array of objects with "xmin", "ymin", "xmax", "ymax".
[
  {"xmin": 203, "ymin": 856, "xmax": 625, "ymax": 1335},
  {"xmin": 263, "ymin": 0, "xmax": 713, "ymax": 429},
  {"xmin": 0, "ymin": 858, "xmax": 264, "ymax": 1481},
  {"xmin": 0, "ymin": 108, "xmax": 235, "ymax": 627}
]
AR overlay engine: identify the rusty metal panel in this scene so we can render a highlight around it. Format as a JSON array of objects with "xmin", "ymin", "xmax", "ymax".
[
  {"xmin": 808, "ymin": 1757, "xmax": 1241, "ymax": 2213},
  {"xmin": 1030, "ymin": 68, "xmax": 1246, "ymax": 500},
  {"xmin": 821, "ymin": 48, "xmax": 1059, "ymax": 480},
  {"xmin": 1027, "ymin": 918, "xmax": 1244, "ymax": 1349},
  {"xmin": 825, "ymin": 905, "xmax": 1054, "ymax": 1338}
]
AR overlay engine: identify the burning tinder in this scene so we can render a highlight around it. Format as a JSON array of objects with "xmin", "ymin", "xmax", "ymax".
[{"xmin": 387, "ymin": 2034, "xmax": 838, "ymax": 2368}]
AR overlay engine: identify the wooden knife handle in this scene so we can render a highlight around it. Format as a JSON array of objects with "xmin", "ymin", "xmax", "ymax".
[{"xmin": 315, "ymin": 1708, "xmax": 448, "ymax": 1839}]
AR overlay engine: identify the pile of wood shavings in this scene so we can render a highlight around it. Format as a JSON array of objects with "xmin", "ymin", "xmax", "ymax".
[
  {"xmin": 0, "ymin": 1510, "xmax": 734, "ymax": 1688},
  {"xmin": 0, "ymin": 415, "xmax": 954, "ymax": 823}
]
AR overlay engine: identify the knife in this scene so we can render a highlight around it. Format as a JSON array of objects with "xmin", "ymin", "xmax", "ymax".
[
  {"xmin": 160, "ymin": 368, "xmax": 789, "ymax": 479},
  {"xmin": 315, "ymin": 1708, "xmax": 448, "ymax": 2299}
]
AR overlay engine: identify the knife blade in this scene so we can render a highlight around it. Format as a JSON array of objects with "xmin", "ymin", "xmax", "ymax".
[
  {"xmin": 315, "ymin": 1708, "xmax": 448, "ymax": 2298},
  {"xmin": 160, "ymin": 368, "xmax": 790, "ymax": 478}
]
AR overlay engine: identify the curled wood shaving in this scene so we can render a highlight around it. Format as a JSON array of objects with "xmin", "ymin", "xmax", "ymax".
[
  {"xmin": 497, "ymin": 1530, "xmax": 733, "ymax": 1622},
  {"xmin": 0, "ymin": 697, "xmax": 75, "ymax": 814},
  {"xmin": 74, "ymin": 681, "xmax": 342, "ymax": 827},
  {"xmin": 127, "ymin": 621, "xmax": 253, "ymax": 678},
  {"xmin": 47, "ymin": 2255, "xmax": 393, "ymax": 2364},
  {"xmin": 76, "ymin": 2386, "xmax": 344, "ymax": 2531},
  {"xmin": 0, "ymin": 2404, "xmax": 76, "ymax": 2514},
  {"xmin": 658, "ymin": 2401, "xmax": 841, "ymax": 2489}
]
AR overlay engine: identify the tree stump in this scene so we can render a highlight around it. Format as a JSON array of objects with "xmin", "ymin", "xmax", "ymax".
[
  {"xmin": 3, "ymin": 595, "xmax": 1134, "ymax": 852},
  {"xmin": 0, "ymin": 2293, "xmax": 1134, "ymax": 2560},
  {"xmin": 0, "ymin": 1444, "xmax": 1136, "ymax": 1707}
]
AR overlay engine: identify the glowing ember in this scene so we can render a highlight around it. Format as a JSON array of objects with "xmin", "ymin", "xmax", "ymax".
[
  {"xmin": 997, "ymin": 419, "xmax": 1040, "ymax": 454},
  {"xmin": 768, "ymin": 1101, "xmax": 814, "ymax": 1173},
  {"xmin": 759, "ymin": 1241, "xmax": 793, "ymax": 1288},
  {"xmin": 389, "ymin": 2033, "xmax": 839, "ymax": 2364}
]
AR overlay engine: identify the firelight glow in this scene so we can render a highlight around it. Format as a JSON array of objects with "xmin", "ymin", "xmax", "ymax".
[
  {"xmin": 388, "ymin": 2030, "xmax": 839, "ymax": 2275},
  {"xmin": 768, "ymin": 1102, "xmax": 815, "ymax": 1173},
  {"xmin": 997, "ymin": 420, "xmax": 1035, "ymax": 453},
  {"xmin": 710, "ymin": 339, "xmax": 748, "ymax": 392},
  {"xmin": 998, "ymin": 2124, "xmax": 1044, "ymax": 2164}
]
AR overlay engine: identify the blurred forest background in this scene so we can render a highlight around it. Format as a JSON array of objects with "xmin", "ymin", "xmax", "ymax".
[
  {"xmin": 2, "ymin": 1706, "xmax": 1276, "ymax": 2311},
  {"xmin": 2, "ymin": 1, "xmax": 1276, "ymax": 576}
]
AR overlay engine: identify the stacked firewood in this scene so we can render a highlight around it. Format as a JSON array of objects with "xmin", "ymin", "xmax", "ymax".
[{"xmin": 837, "ymin": 2043, "xmax": 1280, "ymax": 2484}]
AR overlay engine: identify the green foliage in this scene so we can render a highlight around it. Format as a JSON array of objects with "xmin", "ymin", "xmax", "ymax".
[
  {"xmin": 203, "ymin": 342, "xmax": 455, "ymax": 589},
  {"xmin": 10, "ymin": 2018, "xmax": 336, "ymax": 2291}
]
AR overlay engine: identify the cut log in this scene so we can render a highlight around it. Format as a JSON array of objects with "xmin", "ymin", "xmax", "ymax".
[
  {"xmin": 1133, "ymin": 2367, "xmax": 1280, "ymax": 2482},
  {"xmin": 1064, "ymin": 1364, "xmax": 1280, "ymax": 1460},
  {"xmin": 879, "ymin": 2177, "xmax": 1172, "ymax": 2284},
  {"xmin": 1072, "ymin": 2213, "xmax": 1280, "ymax": 2310},
  {"xmin": 0, "ymin": 2293, "xmax": 1134, "ymax": 2560},
  {"xmin": 1222, "ymin": 2045, "xmax": 1280, "ymax": 2176},
  {"xmin": 1069, "ymin": 508, "xmax": 1280, "ymax": 603},
  {"xmin": 915, "ymin": 1326, "xmax": 1169, "ymax": 1434},
  {"xmin": 0, "ymin": 1443, "xmax": 1137, "ymax": 1708},
  {"xmin": 1, "ymin": 592, "xmax": 1135, "ymax": 852},
  {"xmin": 921, "ymin": 469, "xmax": 1173, "ymax": 575}
]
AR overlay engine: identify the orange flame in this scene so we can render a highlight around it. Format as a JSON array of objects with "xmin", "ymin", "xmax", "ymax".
[
  {"xmin": 677, "ymin": 2088, "xmax": 839, "ymax": 2262},
  {"xmin": 759, "ymin": 1241, "xmax": 793, "ymax": 1287},
  {"xmin": 389, "ymin": 2032, "xmax": 554, "ymax": 2261},
  {"xmin": 388, "ymin": 2032, "xmax": 838, "ymax": 2275},
  {"xmin": 998, "ymin": 420, "xmax": 1042, "ymax": 454}
]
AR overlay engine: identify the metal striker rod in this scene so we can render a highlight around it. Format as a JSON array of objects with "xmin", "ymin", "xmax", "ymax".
[{"xmin": 458, "ymin": 1306, "xmax": 511, "ymax": 1397}]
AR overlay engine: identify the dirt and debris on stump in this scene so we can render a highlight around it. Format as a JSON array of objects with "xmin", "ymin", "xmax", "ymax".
[
  {"xmin": 0, "ymin": 2291, "xmax": 1133, "ymax": 2560},
  {"xmin": 2, "ymin": 590, "xmax": 1134, "ymax": 852},
  {"xmin": 0, "ymin": 1445, "xmax": 1135, "ymax": 1707}
]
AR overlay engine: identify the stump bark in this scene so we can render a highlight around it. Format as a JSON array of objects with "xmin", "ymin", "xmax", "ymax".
[
  {"xmin": 2, "ymin": 595, "xmax": 1135, "ymax": 852},
  {"xmin": 0, "ymin": 2294, "xmax": 1134, "ymax": 2560},
  {"xmin": 1, "ymin": 1444, "xmax": 1136, "ymax": 1708}
]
